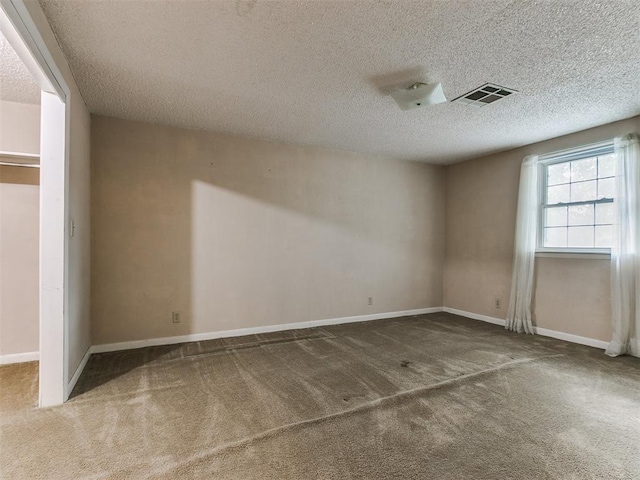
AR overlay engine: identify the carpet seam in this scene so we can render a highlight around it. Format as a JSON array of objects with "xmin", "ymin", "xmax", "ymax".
[{"xmin": 143, "ymin": 353, "xmax": 564, "ymax": 478}]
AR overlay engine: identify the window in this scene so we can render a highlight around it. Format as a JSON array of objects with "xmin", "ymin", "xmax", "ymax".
[{"xmin": 538, "ymin": 142, "xmax": 615, "ymax": 253}]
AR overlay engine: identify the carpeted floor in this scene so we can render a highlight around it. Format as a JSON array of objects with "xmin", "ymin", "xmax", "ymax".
[
  {"xmin": 0, "ymin": 361, "xmax": 38, "ymax": 415},
  {"xmin": 1, "ymin": 312, "xmax": 639, "ymax": 479}
]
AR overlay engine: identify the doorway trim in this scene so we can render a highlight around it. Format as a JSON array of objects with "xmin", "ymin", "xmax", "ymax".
[{"xmin": 1, "ymin": 0, "xmax": 72, "ymax": 406}]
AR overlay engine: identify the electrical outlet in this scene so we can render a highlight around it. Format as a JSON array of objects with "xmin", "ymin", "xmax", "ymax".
[
  {"xmin": 368, "ymin": 297, "xmax": 373, "ymax": 306},
  {"xmin": 494, "ymin": 298, "xmax": 502, "ymax": 309},
  {"xmin": 172, "ymin": 311, "xmax": 181, "ymax": 323}
]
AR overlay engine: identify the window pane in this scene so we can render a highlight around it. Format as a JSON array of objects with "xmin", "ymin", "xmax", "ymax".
[
  {"xmin": 548, "ymin": 162, "xmax": 570, "ymax": 186},
  {"xmin": 598, "ymin": 154, "xmax": 616, "ymax": 178},
  {"xmin": 595, "ymin": 225, "xmax": 613, "ymax": 248},
  {"xmin": 598, "ymin": 177, "xmax": 615, "ymax": 199},
  {"xmin": 547, "ymin": 184, "xmax": 570, "ymax": 204},
  {"xmin": 568, "ymin": 204, "xmax": 594, "ymax": 226},
  {"xmin": 595, "ymin": 203, "xmax": 614, "ymax": 225},
  {"xmin": 568, "ymin": 226, "xmax": 594, "ymax": 248},
  {"xmin": 571, "ymin": 180, "xmax": 597, "ymax": 202},
  {"xmin": 545, "ymin": 206, "xmax": 567, "ymax": 227},
  {"xmin": 541, "ymin": 149, "xmax": 616, "ymax": 252},
  {"xmin": 571, "ymin": 157, "xmax": 597, "ymax": 182},
  {"xmin": 544, "ymin": 227, "xmax": 567, "ymax": 248}
]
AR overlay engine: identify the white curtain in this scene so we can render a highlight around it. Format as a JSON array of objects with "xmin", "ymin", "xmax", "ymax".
[
  {"xmin": 506, "ymin": 155, "xmax": 539, "ymax": 334},
  {"xmin": 606, "ymin": 134, "xmax": 640, "ymax": 357}
]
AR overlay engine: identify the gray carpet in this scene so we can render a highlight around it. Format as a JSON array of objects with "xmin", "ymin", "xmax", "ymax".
[{"xmin": 1, "ymin": 312, "xmax": 639, "ymax": 479}]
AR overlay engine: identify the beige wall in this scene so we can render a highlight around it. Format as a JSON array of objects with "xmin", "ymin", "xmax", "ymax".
[
  {"xmin": 445, "ymin": 116, "xmax": 640, "ymax": 342},
  {"xmin": 0, "ymin": 100, "xmax": 40, "ymax": 155},
  {"xmin": 91, "ymin": 116, "xmax": 445, "ymax": 345},
  {"xmin": 66, "ymin": 93, "xmax": 91, "ymax": 373},
  {"xmin": 0, "ymin": 100, "xmax": 41, "ymax": 357},
  {"xmin": 0, "ymin": 165, "xmax": 40, "ymax": 356}
]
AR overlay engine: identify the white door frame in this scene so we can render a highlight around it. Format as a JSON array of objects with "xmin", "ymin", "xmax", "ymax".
[{"xmin": 1, "ymin": 0, "xmax": 72, "ymax": 406}]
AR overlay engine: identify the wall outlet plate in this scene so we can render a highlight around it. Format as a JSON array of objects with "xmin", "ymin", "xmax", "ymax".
[
  {"xmin": 172, "ymin": 311, "xmax": 181, "ymax": 323},
  {"xmin": 494, "ymin": 298, "xmax": 502, "ymax": 309}
]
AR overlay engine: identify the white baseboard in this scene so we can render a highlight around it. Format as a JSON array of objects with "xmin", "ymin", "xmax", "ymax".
[
  {"xmin": 91, "ymin": 307, "xmax": 444, "ymax": 354},
  {"xmin": 443, "ymin": 307, "xmax": 506, "ymax": 327},
  {"xmin": 3, "ymin": 306, "xmax": 609, "ymax": 407},
  {"xmin": 66, "ymin": 347, "xmax": 91, "ymax": 399},
  {"xmin": 534, "ymin": 327, "xmax": 608, "ymax": 350},
  {"xmin": 443, "ymin": 307, "xmax": 608, "ymax": 350},
  {"xmin": 0, "ymin": 351, "xmax": 39, "ymax": 365}
]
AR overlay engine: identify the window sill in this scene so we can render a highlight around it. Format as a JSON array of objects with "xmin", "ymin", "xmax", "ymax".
[{"xmin": 535, "ymin": 251, "xmax": 611, "ymax": 260}]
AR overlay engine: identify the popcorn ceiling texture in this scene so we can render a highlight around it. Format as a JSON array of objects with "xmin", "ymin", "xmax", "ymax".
[
  {"xmin": 39, "ymin": 0, "xmax": 640, "ymax": 164},
  {"xmin": 0, "ymin": 31, "xmax": 40, "ymax": 105}
]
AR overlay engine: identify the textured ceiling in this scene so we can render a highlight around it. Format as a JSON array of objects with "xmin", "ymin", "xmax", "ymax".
[
  {"xmin": 39, "ymin": 0, "xmax": 640, "ymax": 163},
  {"xmin": 0, "ymin": 31, "xmax": 40, "ymax": 105}
]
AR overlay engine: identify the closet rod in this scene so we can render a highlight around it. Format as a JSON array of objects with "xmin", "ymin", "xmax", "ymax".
[{"xmin": 0, "ymin": 161, "xmax": 40, "ymax": 168}]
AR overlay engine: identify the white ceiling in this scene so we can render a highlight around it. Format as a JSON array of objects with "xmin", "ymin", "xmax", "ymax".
[
  {"xmin": 39, "ymin": 0, "xmax": 640, "ymax": 164},
  {"xmin": 0, "ymin": 31, "xmax": 40, "ymax": 105}
]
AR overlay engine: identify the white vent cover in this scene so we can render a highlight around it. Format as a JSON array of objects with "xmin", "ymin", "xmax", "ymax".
[
  {"xmin": 390, "ymin": 82, "xmax": 447, "ymax": 110},
  {"xmin": 454, "ymin": 83, "xmax": 517, "ymax": 107}
]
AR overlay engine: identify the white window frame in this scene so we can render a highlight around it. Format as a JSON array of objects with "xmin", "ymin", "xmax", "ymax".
[{"xmin": 537, "ymin": 140, "xmax": 615, "ymax": 255}]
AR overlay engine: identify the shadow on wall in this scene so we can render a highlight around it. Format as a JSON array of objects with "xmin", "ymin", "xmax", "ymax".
[{"xmin": 90, "ymin": 116, "xmax": 445, "ymax": 352}]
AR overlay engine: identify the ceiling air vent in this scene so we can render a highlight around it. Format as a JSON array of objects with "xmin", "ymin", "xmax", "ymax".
[{"xmin": 453, "ymin": 83, "xmax": 517, "ymax": 107}]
